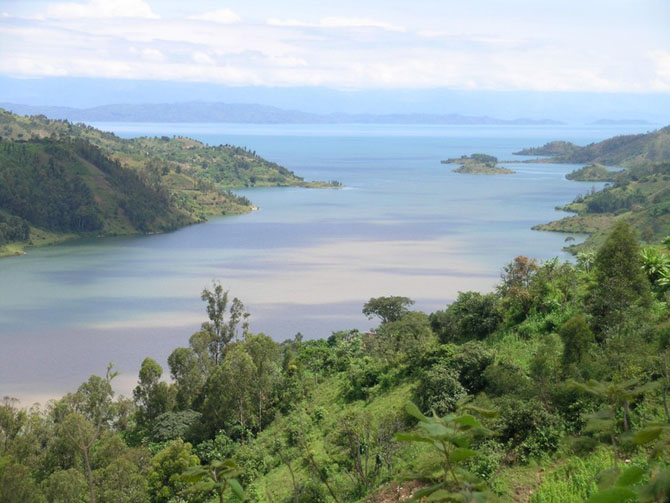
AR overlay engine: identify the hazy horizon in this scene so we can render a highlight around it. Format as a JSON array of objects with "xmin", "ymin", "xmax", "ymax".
[{"xmin": 1, "ymin": 1, "xmax": 668, "ymax": 122}]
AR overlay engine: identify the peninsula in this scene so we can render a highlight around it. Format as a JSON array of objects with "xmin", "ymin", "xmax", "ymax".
[{"xmin": 0, "ymin": 109, "xmax": 338, "ymax": 257}]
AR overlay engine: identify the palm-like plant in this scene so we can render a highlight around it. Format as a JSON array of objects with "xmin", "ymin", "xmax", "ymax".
[
  {"xmin": 181, "ymin": 459, "xmax": 245, "ymax": 503},
  {"xmin": 396, "ymin": 401, "xmax": 498, "ymax": 502}
]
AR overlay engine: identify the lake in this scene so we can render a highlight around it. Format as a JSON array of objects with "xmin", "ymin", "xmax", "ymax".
[{"xmin": 0, "ymin": 123, "xmax": 657, "ymax": 404}]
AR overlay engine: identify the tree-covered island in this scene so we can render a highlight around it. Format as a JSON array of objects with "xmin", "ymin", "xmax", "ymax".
[{"xmin": 441, "ymin": 153, "xmax": 515, "ymax": 175}]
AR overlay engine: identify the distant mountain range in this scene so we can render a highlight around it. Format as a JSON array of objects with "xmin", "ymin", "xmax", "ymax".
[{"xmin": 0, "ymin": 102, "xmax": 564, "ymax": 125}]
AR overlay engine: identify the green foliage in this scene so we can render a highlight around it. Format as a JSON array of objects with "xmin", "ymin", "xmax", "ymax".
[
  {"xmin": 430, "ymin": 292, "xmax": 501, "ymax": 344},
  {"xmin": 147, "ymin": 439, "xmax": 200, "ymax": 503},
  {"xmin": 484, "ymin": 361, "xmax": 530, "ymax": 397},
  {"xmin": 134, "ymin": 358, "xmax": 174, "ymax": 428},
  {"xmin": 587, "ymin": 222, "xmax": 652, "ymax": 338},
  {"xmin": 494, "ymin": 398, "xmax": 564, "ymax": 462},
  {"xmin": 181, "ymin": 459, "xmax": 245, "ymax": 503},
  {"xmin": 43, "ymin": 468, "xmax": 89, "ymax": 503},
  {"xmin": 151, "ymin": 411, "xmax": 202, "ymax": 443},
  {"xmin": 414, "ymin": 364, "xmax": 466, "ymax": 416},
  {"xmin": 559, "ymin": 314, "xmax": 596, "ymax": 373},
  {"xmin": 374, "ymin": 311, "xmax": 435, "ymax": 367},
  {"xmin": 0, "ymin": 213, "xmax": 30, "ymax": 246},
  {"xmin": 362, "ymin": 296, "xmax": 415, "ymax": 324},
  {"xmin": 396, "ymin": 401, "xmax": 498, "ymax": 502},
  {"xmin": 531, "ymin": 448, "xmax": 612, "ymax": 503},
  {"xmin": 0, "ymin": 461, "xmax": 43, "ymax": 503}
]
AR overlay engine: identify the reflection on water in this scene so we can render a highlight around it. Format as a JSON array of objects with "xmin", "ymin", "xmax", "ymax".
[{"xmin": 0, "ymin": 123, "xmax": 657, "ymax": 404}]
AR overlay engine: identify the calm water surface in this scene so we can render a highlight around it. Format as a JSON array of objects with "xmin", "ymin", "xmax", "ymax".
[{"xmin": 0, "ymin": 123, "xmax": 658, "ymax": 403}]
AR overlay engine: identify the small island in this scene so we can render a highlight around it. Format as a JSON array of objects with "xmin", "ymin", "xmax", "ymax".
[{"xmin": 441, "ymin": 153, "xmax": 515, "ymax": 175}]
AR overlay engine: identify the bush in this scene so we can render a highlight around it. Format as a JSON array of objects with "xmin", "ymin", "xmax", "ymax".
[
  {"xmin": 414, "ymin": 363, "xmax": 466, "ymax": 415},
  {"xmin": 151, "ymin": 410, "xmax": 202, "ymax": 443},
  {"xmin": 484, "ymin": 361, "xmax": 530, "ymax": 397},
  {"xmin": 342, "ymin": 356, "xmax": 384, "ymax": 401},
  {"xmin": 450, "ymin": 341, "xmax": 495, "ymax": 394},
  {"xmin": 430, "ymin": 292, "xmax": 501, "ymax": 343},
  {"xmin": 495, "ymin": 398, "xmax": 564, "ymax": 462}
]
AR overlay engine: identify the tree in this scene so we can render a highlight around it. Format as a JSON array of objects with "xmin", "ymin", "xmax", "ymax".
[
  {"xmin": 147, "ymin": 439, "xmax": 199, "ymax": 503},
  {"xmin": 559, "ymin": 314, "xmax": 595, "ymax": 373},
  {"xmin": 362, "ymin": 296, "xmax": 414, "ymax": 324},
  {"xmin": 198, "ymin": 282, "xmax": 250, "ymax": 366},
  {"xmin": 429, "ymin": 291, "xmax": 501, "ymax": 343},
  {"xmin": 133, "ymin": 358, "xmax": 174, "ymax": 427},
  {"xmin": 396, "ymin": 401, "xmax": 498, "ymax": 502},
  {"xmin": 201, "ymin": 344, "xmax": 256, "ymax": 437},
  {"xmin": 244, "ymin": 333, "xmax": 280, "ymax": 431},
  {"xmin": 375, "ymin": 311, "xmax": 434, "ymax": 365},
  {"xmin": 0, "ymin": 462, "xmax": 43, "ymax": 503},
  {"xmin": 43, "ymin": 468, "xmax": 88, "ymax": 503},
  {"xmin": 60, "ymin": 364, "xmax": 118, "ymax": 503},
  {"xmin": 586, "ymin": 221, "xmax": 652, "ymax": 338},
  {"xmin": 167, "ymin": 348, "xmax": 205, "ymax": 410}
]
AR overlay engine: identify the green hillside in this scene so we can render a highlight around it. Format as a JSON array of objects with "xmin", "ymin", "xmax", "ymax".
[
  {"xmin": 516, "ymin": 126, "xmax": 670, "ymax": 165},
  {"xmin": 564, "ymin": 164, "xmax": 618, "ymax": 181},
  {"xmin": 535, "ymin": 161, "xmax": 670, "ymax": 250},
  {"xmin": 0, "ymin": 109, "xmax": 336, "ymax": 256},
  {"xmin": 3, "ymin": 224, "xmax": 670, "ymax": 502}
]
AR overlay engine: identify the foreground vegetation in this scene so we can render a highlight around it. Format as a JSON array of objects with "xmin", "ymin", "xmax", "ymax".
[
  {"xmin": 0, "ymin": 109, "xmax": 337, "ymax": 256},
  {"xmin": 3, "ymin": 222, "xmax": 670, "ymax": 502}
]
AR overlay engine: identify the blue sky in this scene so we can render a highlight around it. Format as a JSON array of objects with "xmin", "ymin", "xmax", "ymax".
[{"xmin": 1, "ymin": 0, "xmax": 669, "ymax": 92}]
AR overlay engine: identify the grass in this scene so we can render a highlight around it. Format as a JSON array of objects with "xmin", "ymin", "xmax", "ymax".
[{"xmin": 243, "ymin": 377, "xmax": 418, "ymax": 502}]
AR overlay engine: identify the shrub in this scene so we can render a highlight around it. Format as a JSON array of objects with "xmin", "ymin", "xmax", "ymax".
[
  {"xmin": 495, "ymin": 398, "xmax": 564, "ymax": 462},
  {"xmin": 414, "ymin": 363, "xmax": 467, "ymax": 415},
  {"xmin": 430, "ymin": 292, "xmax": 501, "ymax": 343},
  {"xmin": 484, "ymin": 361, "xmax": 530, "ymax": 397}
]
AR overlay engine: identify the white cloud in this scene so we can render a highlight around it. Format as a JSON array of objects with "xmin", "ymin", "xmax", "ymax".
[
  {"xmin": 188, "ymin": 8, "xmax": 240, "ymax": 24},
  {"xmin": 191, "ymin": 51, "xmax": 214, "ymax": 65},
  {"xmin": 267, "ymin": 16, "xmax": 405, "ymax": 32},
  {"xmin": 0, "ymin": 3, "xmax": 666, "ymax": 92},
  {"xmin": 140, "ymin": 48, "xmax": 165, "ymax": 62},
  {"xmin": 46, "ymin": 0, "xmax": 159, "ymax": 19},
  {"xmin": 649, "ymin": 50, "xmax": 670, "ymax": 90}
]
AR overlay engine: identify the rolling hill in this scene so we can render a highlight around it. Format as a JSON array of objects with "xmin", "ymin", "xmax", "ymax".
[
  {"xmin": 0, "ymin": 109, "xmax": 334, "ymax": 256},
  {"xmin": 515, "ymin": 125, "xmax": 670, "ymax": 165}
]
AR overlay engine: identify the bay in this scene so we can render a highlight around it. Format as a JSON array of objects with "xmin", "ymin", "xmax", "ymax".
[{"xmin": 0, "ymin": 123, "xmax": 657, "ymax": 404}]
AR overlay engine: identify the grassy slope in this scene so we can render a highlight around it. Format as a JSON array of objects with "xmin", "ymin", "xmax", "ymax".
[
  {"xmin": 248, "ymin": 378, "xmax": 419, "ymax": 502},
  {"xmin": 240, "ymin": 331, "xmax": 615, "ymax": 503},
  {"xmin": 0, "ymin": 109, "xmax": 330, "ymax": 189}
]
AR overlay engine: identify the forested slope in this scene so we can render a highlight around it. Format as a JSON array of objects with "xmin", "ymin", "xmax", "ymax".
[
  {"xmin": 0, "ymin": 109, "xmax": 335, "ymax": 256},
  {"xmin": 2, "ymin": 223, "xmax": 670, "ymax": 502}
]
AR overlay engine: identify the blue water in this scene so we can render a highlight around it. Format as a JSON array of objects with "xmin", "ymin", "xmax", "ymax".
[{"xmin": 0, "ymin": 123, "xmax": 658, "ymax": 403}]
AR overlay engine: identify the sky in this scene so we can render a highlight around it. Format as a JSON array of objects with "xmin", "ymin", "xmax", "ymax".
[{"xmin": 1, "ymin": 0, "xmax": 669, "ymax": 93}]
